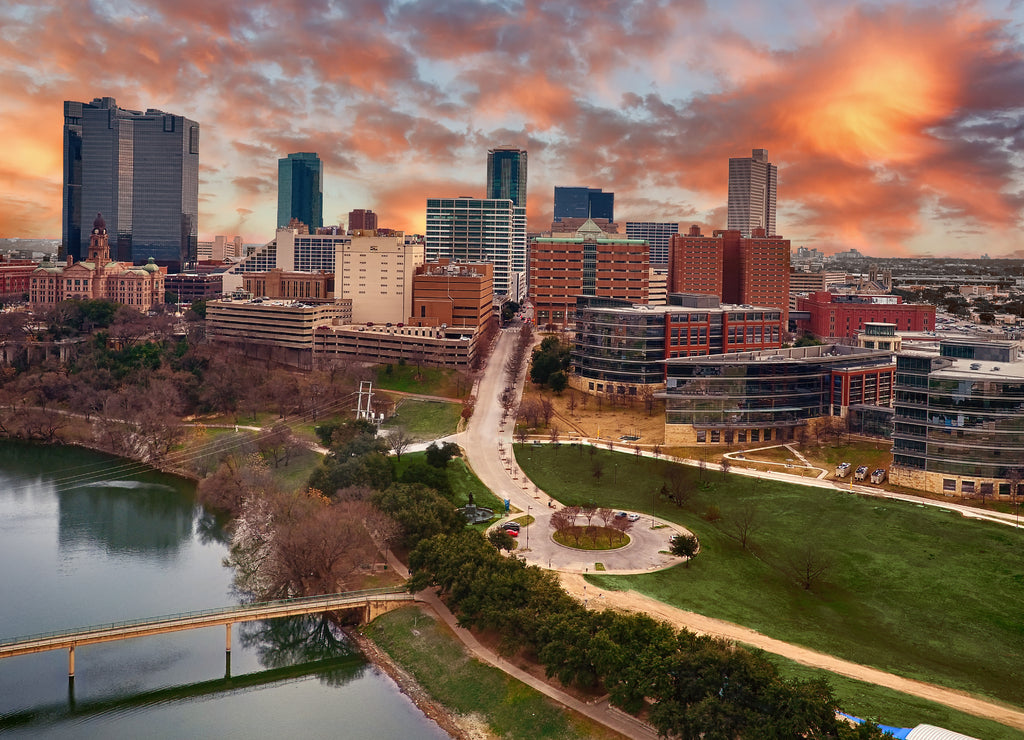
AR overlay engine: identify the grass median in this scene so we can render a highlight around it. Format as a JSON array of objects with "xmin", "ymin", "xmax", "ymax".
[{"xmin": 515, "ymin": 443, "xmax": 1024, "ymax": 713}]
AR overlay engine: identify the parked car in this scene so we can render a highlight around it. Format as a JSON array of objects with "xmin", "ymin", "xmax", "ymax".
[
  {"xmin": 615, "ymin": 511, "xmax": 628, "ymax": 519},
  {"xmin": 854, "ymin": 465, "xmax": 869, "ymax": 481},
  {"xmin": 870, "ymin": 468, "xmax": 887, "ymax": 484},
  {"xmin": 506, "ymin": 528, "xmax": 518, "ymax": 537},
  {"xmin": 501, "ymin": 522, "xmax": 520, "ymax": 532},
  {"xmin": 627, "ymin": 513, "xmax": 640, "ymax": 522},
  {"xmin": 835, "ymin": 462, "xmax": 851, "ymax": 478}
]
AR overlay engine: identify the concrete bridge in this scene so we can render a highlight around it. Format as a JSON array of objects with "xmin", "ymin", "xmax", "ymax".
[{"xmin": 0, "ymin": 586, "xmax": 416, "ymax": 677}]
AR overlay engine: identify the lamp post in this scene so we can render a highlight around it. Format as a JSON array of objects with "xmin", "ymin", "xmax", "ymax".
[{"xmin": 526, "ymin": 505, "xmax": 531, "ymax": 550}]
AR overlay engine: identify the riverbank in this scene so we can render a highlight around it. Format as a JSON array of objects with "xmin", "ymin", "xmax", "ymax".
[{"xmin": 347, "ymin": 626, "xmax": 491, "ymax": 740}]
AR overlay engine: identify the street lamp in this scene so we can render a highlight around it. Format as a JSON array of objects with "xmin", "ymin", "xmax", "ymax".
[{"xmin": 526, "ymin": 505, "xmax": 531, "ymax": 550}]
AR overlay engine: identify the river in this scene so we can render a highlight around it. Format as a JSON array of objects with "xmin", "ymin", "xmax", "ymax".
[{"xmin": 0, "ymin": 442, "xmax": 448, "ymax": 739}]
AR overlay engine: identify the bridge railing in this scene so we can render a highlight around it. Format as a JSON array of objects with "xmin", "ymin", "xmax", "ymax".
[{"xmin": 0, "ymin": 586, "xmax": 410, "ymax": 647}]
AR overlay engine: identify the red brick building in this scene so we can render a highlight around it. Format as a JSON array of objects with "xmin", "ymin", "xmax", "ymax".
[
  {"xmin": 667, "ymin": 225, "xmax": 722, "ymax": 296},
  {"xmin": 668, "ymin": 226, "xmax": 790, "ymax": 323},
  {"xmin": 797, "ymin": 291, "xmax": 935, "ymax": 339},
  {"xmin": 529, "ymin": 218, "xmax": 649, "ymax": 328},
  {"xmin": 0, "ymin": 258, "xmax": 38, "ymax": 300},
  {"xmin": 409, "ymin": 260, "xmax": 495, "ymax": 331}
]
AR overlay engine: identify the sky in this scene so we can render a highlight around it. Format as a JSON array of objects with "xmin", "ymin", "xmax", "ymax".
[{"xmin": 1, "ymin": 0, "xmax": 1024, "ymax": 257}]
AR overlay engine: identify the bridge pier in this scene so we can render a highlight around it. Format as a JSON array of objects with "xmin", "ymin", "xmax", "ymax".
[
  {"xmin": 225, "ymin": 623, "xmax": 232, "ymax": 652},
  {"xmin": 68, "ymin": 645, "xmax": 75, "ymax": 677}
]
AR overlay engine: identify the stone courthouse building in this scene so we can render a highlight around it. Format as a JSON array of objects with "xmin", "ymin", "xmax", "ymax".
[{"xmin": 31, "ymin": 213, "xmax": 166, "ymax": 311}]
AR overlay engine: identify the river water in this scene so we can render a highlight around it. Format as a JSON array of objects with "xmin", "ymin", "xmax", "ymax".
[{"xmin": 0, "ymin": 442, "xmax": 448, "ymax": 739}]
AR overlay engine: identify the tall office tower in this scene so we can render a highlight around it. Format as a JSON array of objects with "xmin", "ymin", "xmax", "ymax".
[
  {"xmin": 486, "ymin": 147, "xmax": 528, "ymax": 208},
  {"xmin": 553, "ymin": 187, "xmax": 614, "ymax": 222},
  {"xmin": 62, "ymin": 97, "xmax": 199, "ymax": 269},
  {"xmin": 425, "ymin": 197, "xmax": 526, "ymax": 301},
  {"xmin": 667, "ymin": 225, "xmax": 723, "ymax": 296},
  {"xmin": 626, "ymin": 222, "xmax": 679, "ymax": 265},
  {"xmin": 277, "ymin": 153, "xmax": 323, "ymax": 230},
  {"xmin": 348, "ymin": 208, "xmax": 377, "ymax": 233},
  {"xmin": 727, "ymin": 148, "xmax": 777, "ymax": 237}
]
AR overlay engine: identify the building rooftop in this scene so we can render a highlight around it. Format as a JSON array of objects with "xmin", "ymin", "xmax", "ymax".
[{"xmin": 663, "ymin": 343, "xmax": 892, "ymax": 367}]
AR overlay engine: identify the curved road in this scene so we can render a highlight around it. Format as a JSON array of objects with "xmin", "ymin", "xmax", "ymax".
[
  {"xmin": 447, "ymin": 326, "xmax": 1024, "ymax": 733},
  {"xmin": 457, "ymin": 327, "xmax": 686, "ymax": 573}
]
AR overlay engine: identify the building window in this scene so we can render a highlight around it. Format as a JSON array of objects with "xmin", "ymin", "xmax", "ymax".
[
  {"xmin": 961, "ymin": 481, "xmax": 975, "ymax": 494},
  {"xmin": 696, "ymin": 431, "xmax": 706, "ymax": 443}
]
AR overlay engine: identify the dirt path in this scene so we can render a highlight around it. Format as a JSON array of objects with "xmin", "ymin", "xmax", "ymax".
[{"xmin": 558, "ymin": 573, "xmax": 1024, "ymax": 732}]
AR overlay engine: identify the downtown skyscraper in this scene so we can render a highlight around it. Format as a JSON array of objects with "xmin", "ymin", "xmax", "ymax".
[
  {"xmin": 727, "ymin": 149, "xmax": 777, "ymax": 237},
  {"xmin": 278, "ymin": 153, "xmax": 323, "ymax": 230},
  {"xmin": 62, "ymin": 97, "xmax": 199, "ymax": 269},
  {"xmin": 485, "ymin": 147, "xmax": 527, "ymax": 208}
]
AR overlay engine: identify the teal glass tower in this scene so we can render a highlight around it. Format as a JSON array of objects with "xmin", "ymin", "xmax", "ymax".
[
  {"xmin": 277, "ymin": 153, "xmax": 323, "ymax": 230},
  {"xmin": 486, "ymin": 147, "xmax": 527, "ymax": 208}
]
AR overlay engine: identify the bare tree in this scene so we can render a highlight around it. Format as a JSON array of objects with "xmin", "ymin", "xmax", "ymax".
[
  {"xmin": 640, "ymin": 385, "xmax": 656, "ymax": 415},
  {"xmin": 385, "ymin": 427, "xmax": 414, "ymax": 461},
  {"xmin": 610, "ymin": 516, "xmax": 633, "ymax": 543},
  {"xmin": 259, "ymin": 421, "xmax": 298, "ymax": 468},
  {"xmin": 515, "ymin": 425, "xmax": 529, "ymax": 445},
  {"xmin": 539, "ymin": 396, "xmax": 555, "ymax": 426},
  {"xmin": 580, "ymin": 502, "xmax": 598, "ymax": 527},
  {"xmin": 591, "ymin": 458, "xmax": 604, "ymax": 482},
  {"xmin": 720, "ymin": 456, "xmax": 732, "ymax": 475},
  {"xmin": 548, "ymin": 425, "xmax": 561, "ymax": 447},
  {"xmin": 653, "ymin": 443, "xmax": 662, "ymax": 458},
  {"xmin": 566, "ymin": 390, "xmax": 578, "ymax": 415},
  {"xmin": 597, "ymin": 507, "xmax": 616, "ymax": 528},
  {"xmin": 785, "ymin": 542, "xmax": 833, "ymax": 591},
  {"xmin": 727, "ymin": 504, "xmax": 763, "ymax": 550}
]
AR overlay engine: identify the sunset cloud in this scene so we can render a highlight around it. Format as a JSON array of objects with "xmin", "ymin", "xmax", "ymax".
[{"xmin": 0, "ymin": 0, "xmax": 1021, "ymax": 257}]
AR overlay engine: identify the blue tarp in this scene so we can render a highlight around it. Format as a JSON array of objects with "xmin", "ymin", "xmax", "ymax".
[{"xmin": 839, "ymin": 712, "xmax": 912, "ymax": 739}]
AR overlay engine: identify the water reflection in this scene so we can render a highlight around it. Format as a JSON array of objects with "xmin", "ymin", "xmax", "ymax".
[{"xmin": 58, "ymin": 480, "xmax": 195, "ymax": 556}]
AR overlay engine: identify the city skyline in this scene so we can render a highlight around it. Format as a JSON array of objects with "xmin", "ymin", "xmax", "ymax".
[{"xmin": 2, "ymin": 1, "xmax": 1024, "ymax": 257}]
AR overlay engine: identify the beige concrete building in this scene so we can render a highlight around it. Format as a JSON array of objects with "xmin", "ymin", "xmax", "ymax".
[
  {"xmin": 314, "ymin": 323, "xmax": 479, "ymax": 369},
  {"xmin": 337, "ymin": 233, "xmax": 424, "ymax": 324},
  {"xmin": 206, "ymin": 298, "xmax": 352, "ymax": 368}
]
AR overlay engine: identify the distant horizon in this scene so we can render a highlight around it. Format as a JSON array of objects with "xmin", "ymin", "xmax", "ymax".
[{"xmin": 1, "ymin": 1, "xmax": 1023, "ymax": 258}]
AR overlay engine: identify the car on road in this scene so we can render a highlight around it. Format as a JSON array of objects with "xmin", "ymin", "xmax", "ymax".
[
  {"xmin": 627, "ymin": 513, "xmax": 640, "ymax": 522},
  {"xmin": 615, "ymin": 511, "xmax": 628, "ymax": 519},
  {"xmin": 501, "ymin": 522, "xmax": 520, "ymax": 532}
]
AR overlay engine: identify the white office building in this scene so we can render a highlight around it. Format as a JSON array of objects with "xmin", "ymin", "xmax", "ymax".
[{"xmin": 426, "ymin": 197, "xmax": 526, "ymax": 301}]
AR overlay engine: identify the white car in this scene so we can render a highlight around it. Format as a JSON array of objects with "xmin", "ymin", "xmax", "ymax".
[{"xmin": 627, "ymin": 513, "xmax": 640, "ymax": 522}]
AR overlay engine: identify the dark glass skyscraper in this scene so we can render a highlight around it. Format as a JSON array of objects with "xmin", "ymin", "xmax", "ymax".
[
  {"xmin": 486, "ymin": 147, "xmax": 527, "ymax": 208},
  {"xmin": 553, "ymin": 187, "xmax": 614, "ymax": 221},
  {"xmin": 62, "ymin": 97, "xmax": 199, "ymax": 270},
  {"xmin": 278, "ymin": 153, "xmax": 324, "ymax": 230}
]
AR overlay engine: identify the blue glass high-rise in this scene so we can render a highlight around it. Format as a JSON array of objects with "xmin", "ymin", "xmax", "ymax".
[
  {"xmin": 62, "ymin": 97, "xmax": 199, "ymax": 271},
  {"xmin": 278, "ymin": 153, "xmax": 324, "ymax": 230},
  {"xmin": 486, "ymin": 147, "xmax": 527, "ymax": 208}
]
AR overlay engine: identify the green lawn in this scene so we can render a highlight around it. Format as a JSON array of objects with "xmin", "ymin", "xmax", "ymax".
[
  {"xmin": 767, "ymin": 654, "xmax": 1024, "ymax": 740},
  {"xmin": 365, "ymin": 606, "xmax": 620, "ymax": 740},
  {"xmin": 382, "ymin": 399, "xmax": 462, "ymax": 441},
  {"xmin": 515, "ymin": 444, "xmax": 1024, "ymax": 711},
  {"xmin": 374, "ymin": 364, "xmax": 471, "ymax": 398},
  {"xmin": 393, "ymin": 452, "xmax": 504, "ymax": 518}
]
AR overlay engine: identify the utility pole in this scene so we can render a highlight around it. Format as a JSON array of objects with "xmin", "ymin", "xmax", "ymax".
[{"xmin": 355, "ymin": 381, "xmax": 374, "ymax": 421}]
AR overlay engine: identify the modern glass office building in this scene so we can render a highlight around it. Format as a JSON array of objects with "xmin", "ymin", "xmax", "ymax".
[
  {"xmin": 891, "ymin": 339, "xmax": 1024, "ymax": 497},
  {"xmin": 486, "ymin": 147, "xmax": 527, "ymax": 208},
  {"xmin": 660, "ymin": 344, "xmax": 893, "ymax": 445},
  {"xmin": 626, "ymin": 222, "xmax": 679, "ymax": 265},
  {"xmin": 553, "ymin": 187, "xmax": 614, "ymax": 222},
  {"xmin": 277, "ymin": 153, "xmax": 323, "ymax": 230},
  {"xmin": 62, "ymin": 97, "xmax": 199, "ymax": 270}
]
